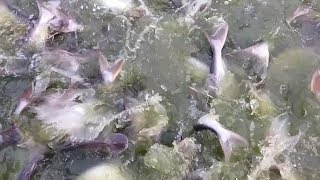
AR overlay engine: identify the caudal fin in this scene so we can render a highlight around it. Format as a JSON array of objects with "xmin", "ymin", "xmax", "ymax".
[
  {"xmin": 98, "ymin": 52, "xmax": 124, "ymax": 84},
  {"xmin": 205, "ymin": 21, "xmax": 229, "ymax": 53},
  {"xmin": 14, "ymin": 85, "xmax": 33, "ymax": 115},
  {"xmin": 219, "ymin": 129, "xmax": 248, "ymax": 162},
  {"xmin": 194, "ymin": 114, "xmax": 248, "ymax": 162}
]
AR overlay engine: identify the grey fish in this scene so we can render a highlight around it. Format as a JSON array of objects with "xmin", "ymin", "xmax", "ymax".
[
  {"xmin": 225, "ymin": 41, "xmax": 270, "ymax": 85},
  {"xmin": 204, "ymin": 21, "xmax": 229, "ymax": 95},
  {"xmin": 193, "ymin": 113, "xmax": 248, "ymax": 162}
]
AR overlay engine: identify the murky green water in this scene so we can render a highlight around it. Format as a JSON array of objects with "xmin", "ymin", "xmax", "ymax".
[{"xmin": 1, "ymin": 0, "xmax": 320, "ymax": 179}]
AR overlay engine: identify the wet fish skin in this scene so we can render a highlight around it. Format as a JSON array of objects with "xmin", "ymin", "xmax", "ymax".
[{"xmin": 194, "ymin": 114, "xmax": 248, "ymax": 162}]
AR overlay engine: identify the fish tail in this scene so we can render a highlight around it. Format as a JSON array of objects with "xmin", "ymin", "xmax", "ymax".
[
  {"xmin": 218, "ymin": 129, "xmax": 248, "ymax": 162},
  {"xmin": 14, "ymin": 85, "xmax": 33, "ymax": 115},
  {"xmin": 205, "ymin": 21, "xmax": 229, "ymax": 52}
]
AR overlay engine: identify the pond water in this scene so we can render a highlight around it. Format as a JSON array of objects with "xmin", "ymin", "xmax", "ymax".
[{"xmin": 1, "ymin": 0, "xmax": 320, "ymax": 179}]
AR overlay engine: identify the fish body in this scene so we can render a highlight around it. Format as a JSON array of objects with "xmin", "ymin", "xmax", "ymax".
[{"xmin": 194, "ymin": 113, "xmax": 248, "ymax": 162}]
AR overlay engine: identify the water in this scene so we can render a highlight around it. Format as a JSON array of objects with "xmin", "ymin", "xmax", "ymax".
[{"xmin": 1, "ymin": 0, "xmax": 320, "ymax": 179}]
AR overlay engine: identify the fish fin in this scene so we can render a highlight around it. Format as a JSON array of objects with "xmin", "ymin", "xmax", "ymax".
[
  {"xmin": 99, "ymin": 52, "xmax": 124, "ymax": 83},
  {"xmin": 205, "ymin": 21, "xmax": 229, "ymax": 52},
  {"xmin": 311, "ymin": 69, "xmax": 320, "ymax": 96},
  {"xmin": 219, "ymin": 129, "xmax": 248, "ymax": 162},
  {"xmin": 241, "ymin": 42, "xmax": 269, "ymax": 62},
  {"xmin": 14, "ymin": 85, "xmax": 33, "ymax": 115},
  {"xmin": 98, "ymin": 52, "xmax": 111, "ymax": 73},
  {"xmin": 287, "ymin": 5, "xmax": 313, "ymax": 24},
  {"xmin": 110, "ymin": 58, "xmax": 125, "ymax": 80}
]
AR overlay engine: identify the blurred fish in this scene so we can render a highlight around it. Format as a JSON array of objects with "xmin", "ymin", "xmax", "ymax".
[
  {"xmin": 225, "ymin": 41, "xmax": 270, "ymax": 86},
  {"xmin": 249, "ymin": 113, "xmax": 302, "ymax": 180},
  {"xmin": 28, "ymin": 0, "xmax": 83, "ymax": 50},
  {"xmin": 193, "ymin": 113, "xmax": 248, "ymax": 162}
]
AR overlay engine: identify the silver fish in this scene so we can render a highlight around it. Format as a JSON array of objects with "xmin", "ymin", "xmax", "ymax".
[{"xmin": 194, "ymin": 113, "xmax": 248, "ymax": 162}]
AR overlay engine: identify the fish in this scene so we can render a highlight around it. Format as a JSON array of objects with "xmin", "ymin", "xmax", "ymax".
[
  {"xmin": 61, "ymin": 133, "xmax": 129, "ymax": 155},
  {"xmin": 98, "ymin": 51, "xmax": 125, "ymax": 85},
  {"xmin": 193, "ymin": 113, "xmax": 248, "ymax": 162},
  {"xmin": 28, "ymin": 0, "xmax": 83, "ymax": 50},
  {"xmin": 16, "ymin": 133, "xmax": 128, "ymax": 180},
  {"xmin": 204, "ymin": 21, "xmax": 229, "ymax": 95},
  {"xmin": 249, "ymin": 113, "xmax": 302, "ymax": 179},
  {"xmin": 225, "ymin": 41, "xmax": 270, "ymax": 86},
  {"xmin": 286, "ymin": 5, "xmax": 320, "ymax": 47},
  {"xmin": 310, "ymin": 69, "xmax": 320, "ymax": 97}
]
